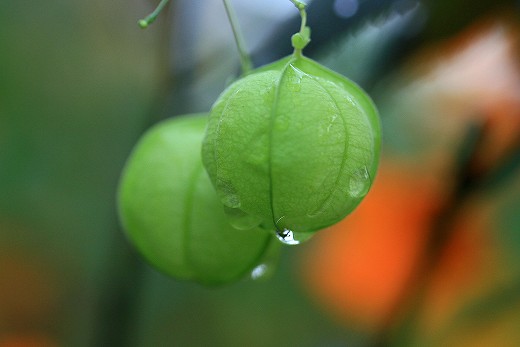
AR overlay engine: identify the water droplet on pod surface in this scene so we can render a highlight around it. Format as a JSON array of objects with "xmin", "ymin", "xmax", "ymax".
[
  {"xmin": 287, "ymin": 65, "xmax": 305, "ymax": 92},
  {"xmin": 276, "ymin": 228, "xmax": 299, "ymax": 245},
  {"xmin": 275, "ymin": 228, "xmax": 313, "ymax": 245},
  {"xmin": 224, "ymin": 206, "xmax": 262, "ymax": 230},
  {"xmin": 348, "ymin": 166, "xmax": 371, "ymax": 198},
  {"xmin": 221, "ymin": 193, "xmax": 241, "ymax": 209}
]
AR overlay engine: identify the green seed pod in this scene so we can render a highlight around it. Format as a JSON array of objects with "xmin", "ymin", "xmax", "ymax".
[
  {"xmin": 201, "ymin": 56, "xmax": 381, "ymax": 243},
  {"xmin": 118, "ymin": 114, "xmax": 271, "ymax": 285}
]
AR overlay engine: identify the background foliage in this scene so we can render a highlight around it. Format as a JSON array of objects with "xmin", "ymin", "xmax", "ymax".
[{"xmin": 1, "ymin": 0, "xmax": 520, "ymax": 346}]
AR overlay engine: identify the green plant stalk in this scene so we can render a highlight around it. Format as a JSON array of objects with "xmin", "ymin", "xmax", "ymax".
[
  {"xmin": 289, "ymin": 0, "xmax": 310, "ymax": 57},
  {"xmin": 290, "ymin": 0, "xmax": 307, "ymax": 30},
  {"xmin": 222, "ymin": 0, "xmax": 253, "ymax": 74},
  {"xmin": 138, "ymin": 0, "xmax": 171, "ymax": 28}
]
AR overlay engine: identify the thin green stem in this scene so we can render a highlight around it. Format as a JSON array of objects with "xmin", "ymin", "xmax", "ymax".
[
  {"xmin": 138, "ymin": 0, "xmax": 171, "ymax": 29},
  {"xmin": 290, "ymin": 0, "xmax": 307, "ymax": 32},
  {"xmin": 222, "ymin": 0, "xmax": 253, "ymax": 74},
  {"xmin": 300, "ymin": 9, "xmax": 307, "ymax": 33},
  {"xmin": 290, "ymin": 0, "xmax": 310, "ymax": 56}
]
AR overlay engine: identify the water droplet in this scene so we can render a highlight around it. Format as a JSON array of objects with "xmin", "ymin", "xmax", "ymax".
[
  {"xmin": 287, "ymin": 65, "xmax": 305, "ymax": 92},
  {"xmin": 250, "ymin": 237, "xmax": 282, "ymax": 281},
  {"xmin": 348, "ymin": 166, "xmax": 371, "ymax": 198},
  {"xmin": 275, "ymin": 229, "xmax": 314, "ymax": 245},
  {"xmin": 276, "ymin": 229, "xmax": 299, "ymax": 245},
  {"xmin": 250, "ymin": 264, "xmax": 269, "ymax": 280},
  {"xmin": 224, "ymin": 206, "xmax": 262, "ymax": 230},
  {"xmin": 221, "ymin": 193, "xmax": 240, "ymax": 208},
  {"xmin": 327, "ymin": 114, "xmax": 338, "ymax": 133}
]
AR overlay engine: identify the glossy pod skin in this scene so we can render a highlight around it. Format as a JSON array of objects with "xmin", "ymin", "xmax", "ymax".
[
  {"xmin": 202, "ymin": 56, "xmax": 381, "ymax": 237},
  {"xmin": 118, "ymin": 114, "xmax": 271, "ymax": 285}
]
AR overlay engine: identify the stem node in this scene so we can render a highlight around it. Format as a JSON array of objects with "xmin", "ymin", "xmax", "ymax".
[{"xmin": 290, "ymin": 0, "xmax": 310, "ymax": 55}]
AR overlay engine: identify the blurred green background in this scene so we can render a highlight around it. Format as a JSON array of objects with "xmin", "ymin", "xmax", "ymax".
[{"xmin": 1, "ymin": 0, "xmax": 520, "ymax": 346}]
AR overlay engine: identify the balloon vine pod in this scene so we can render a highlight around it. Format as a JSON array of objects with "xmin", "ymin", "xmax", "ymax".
[
  {"xmin": 118, "ymin": 115, "xmax": 272, "ymax": 285},
  {"xmin": 201, "ymin": 1, "xmax": 381, "ymax": 244}
]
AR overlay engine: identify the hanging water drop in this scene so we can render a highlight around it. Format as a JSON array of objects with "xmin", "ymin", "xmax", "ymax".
[
  {"xmin": 249, "ymin": 238, "xmax": 282, "ymax": 281},
  {"xmin": 276, "ymin": 228, "xmax": 299, "ymax": 245},
  {"xmin": 250, "ymin": 264, "xmax": 269, "ymax": 280}
]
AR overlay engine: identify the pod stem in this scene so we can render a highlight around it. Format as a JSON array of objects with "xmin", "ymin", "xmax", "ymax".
[
  {"xmin": 290, "ymin": 0, "xmax": 311, "ymax": 57},
  {"xmin": 223, "ymin": 0, "xmax": 253, "ymax": 74},
  {"xmin": 290, "ymin": 0, "xmax": 307, "ymax": 31},
  {"xmin": 138, "ymin": 0, "xmax": 171, "ymax": 29}
]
